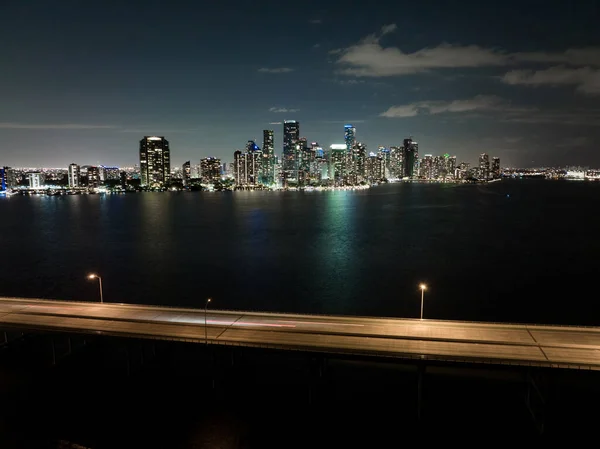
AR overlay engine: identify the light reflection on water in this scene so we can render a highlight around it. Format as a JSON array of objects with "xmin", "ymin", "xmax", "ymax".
[{"xmin": 0, "ymin": 180, "xmax": 599, "ymax": 325}]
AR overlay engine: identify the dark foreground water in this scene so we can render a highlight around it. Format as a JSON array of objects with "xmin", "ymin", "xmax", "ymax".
[{"xmin": 1, "ymin": 179, "xmax": 599, "ymax": 325}]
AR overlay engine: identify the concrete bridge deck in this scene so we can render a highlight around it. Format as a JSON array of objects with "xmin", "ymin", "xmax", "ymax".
[{"xmin": 1, "ymin": 297, "xmax": 599, "ymax": 370}]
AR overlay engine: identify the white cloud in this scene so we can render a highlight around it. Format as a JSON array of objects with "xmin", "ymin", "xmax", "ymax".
[
  {"xmin": 513, "ymin": 48, "xmax": 600, "ymax": 67},
  {"xmin": 335, "ymin": 25, "xmax": 600, "ymax": 78},
  {"xmin": 381, "ymin": 94, "xmax": 600, "ymax": 125},
  {"xmin": 269, "ymin": 107, "xmax": 299, "ymax": 113},
  {"xmin": 380, "ymin": 95, "xmax": 518, "ymax": 118},
  {"xmin": 258, "ymin": 67, "xmax": 294, "ymax": 73},
  {"xmin": 336, "ymin": 24, "xmax": 509, "ymax": 77},
  {"xmin": 502, "ymin": 66, "xmax": 600, "ymax": 95},
  {"xmin": 0, "ymin": 122, "xmax": 117, "ymax": 129}
]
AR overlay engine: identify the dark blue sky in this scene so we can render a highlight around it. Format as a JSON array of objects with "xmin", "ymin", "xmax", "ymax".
[{"xmin": 1, "ymin": 0, "xmax": 599, "ymax": 167}]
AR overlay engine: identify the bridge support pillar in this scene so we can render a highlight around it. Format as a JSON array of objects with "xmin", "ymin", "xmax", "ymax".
[
  {"xmin": 125, "ymin": 347, "xmax": 131, "ymax": 377},
  {"xmin": 525, "ymin": 369, "xmax": 545, "ymax": 434},
  {"xmin": 51, "ymin": 338, "xmax": 56, "ymax": 365},
  {"xmin": 417, "ymin": 363, "xmax": 425, "ymax": 420}
]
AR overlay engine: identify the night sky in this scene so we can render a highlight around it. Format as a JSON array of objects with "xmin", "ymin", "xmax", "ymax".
[{"xmin": 1, "ymin": 0, "xmax": 599, "ymax": 168}]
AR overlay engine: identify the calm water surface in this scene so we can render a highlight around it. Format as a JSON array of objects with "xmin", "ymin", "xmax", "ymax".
[{"xmin": 1, "ymin": 180, "xmax": 599, "ymax": 325}]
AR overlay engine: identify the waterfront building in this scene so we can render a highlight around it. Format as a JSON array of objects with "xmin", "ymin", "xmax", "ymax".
[
  {"xmin": 68, "ymin": 163, "xmax": 80, "ymax": 188},
  {"xmin": 139, "ymin": 136, "xmax": 171, "ymax": 187}
]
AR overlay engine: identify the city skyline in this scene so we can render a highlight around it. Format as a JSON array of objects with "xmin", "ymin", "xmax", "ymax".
[{"xmin": 1, "ymin": 0, "xmax": 599, "ymax": 168}]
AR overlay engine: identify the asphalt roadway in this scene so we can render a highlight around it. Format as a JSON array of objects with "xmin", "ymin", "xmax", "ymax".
[{"xmin": 1, "ymin": 296, "xmax": 599, "ymax": 370}]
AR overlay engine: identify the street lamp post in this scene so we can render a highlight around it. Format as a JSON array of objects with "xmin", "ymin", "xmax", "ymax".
[
  {"xmin": 419, "ymin": 283, "xmax": 427, "ymax": 319},
  {"xmin": 87, "ymin": 274, "xmax": 103, "ymax": 303},
  {"xmin": 205, "ymin": 298, "xmax": 212, "ymax": 344}
]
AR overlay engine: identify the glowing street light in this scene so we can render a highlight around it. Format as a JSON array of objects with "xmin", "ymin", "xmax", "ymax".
[
  {"xmin": 419, "ymin": 283, "xmax": 427, "ymax": 319},
  {"xmin": 87, "ymin": 273, "xmax": 103, "ymax": 303},
  {"xmin": 205, "ymin": 298, "xmax": 212, "ymax": 345}
]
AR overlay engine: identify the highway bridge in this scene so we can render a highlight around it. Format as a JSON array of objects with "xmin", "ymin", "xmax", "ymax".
[{"xmin": 1, "ymin": 296, "xmax": 600, "ymax": 370}]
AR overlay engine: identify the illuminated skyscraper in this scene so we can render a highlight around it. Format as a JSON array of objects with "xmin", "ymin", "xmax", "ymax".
[
  {"xmin": 329, "ymin": 144, "xmax": 346, "ymax": 186},
  {"xmin": 344, "ymin": 125, "xmax": 356, "ymax": 153},
  {"xmin": 491, "ymin": 157, "xmax": 501, "ymax": 178},
  {"xmin": 139, "ymin": 136, "xmax": 171, "ymax": 187},
  {"xmin": 403, "ymin": 138, "xmax": 418, "ymax": 178},
  {"xmin": 200, "ymin": 157, "xmax": 222, "ymax": 184},
  {"xmin": 262, "ymin": 130, "xmax": 275, "ymax": 185},
  {"xmin": 182, "ymin": 161, "xmax": 191, "ymax": 186},
  {"xmin": 479, "ymin": 153, "xmax": 490, "ymax": 180},
  {"xmin": 233, "ymin": 150, "xmax": 246, "ymax": 186},
  {"xmin": 282, "ymin": 121, "xmax": 299, "ymax": 181},
  {"xmin": 246, "ymin": 141, "xmax": 262, "ymax": 186},
  {"xmin": 0, "ymin": 167, "xmax": 6, "ymax": 191},
  {"xmin": 68, "ymin": 163, "xmax": 80, "ymax": 188},
  {"xmin": 28, "ymin": 172, "xmax": 43, "ymax": 189},
  {"xmin": 87, "ymin": 166, "xmax": 100, "ymax": 188}
]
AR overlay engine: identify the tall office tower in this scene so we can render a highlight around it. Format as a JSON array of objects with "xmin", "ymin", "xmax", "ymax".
[
  {"xmin": 329, "ymin": 144, "xmax": 346, "ymax": 186},
  {"xmin": 403, "ymin": 138, "xmax": 419, "ymax": 178},
  {"xmin": 245, "ymin": 141, "xmax": 262, "ymax": 186},
  {"xmin": 0, "ymin": 167, "xmax": 5, "ymax": 191},
  {"xmin": 479, "ymin": 153, "xmax": 490, "ymax": 180},
  {"xmin": 491, "ymin": 157, "xmax": 501, "ymax": 179},
  {"xmin": 28, "ymin": 172, "xmax": 44, "ymax": 189},
  {"xmin": 448, "ymin": 156, "xmax": 457, "ymax": 179},
  {"xmin": 310, "ymin": 144, "xmax": 327, "ymax": 183},
  {"xmin": 282, "ymin": 120, "xmax": 299, "ymax": 182},
  {"xmin": 68, "ymin": 163, "xmax": 80, "ymax": 188},
  {"xmin": 458, "ymin": 162, "xmax": 471, "ymax": 179},
  {"xmin": 262, "ymin": 130, "xmax": 275, "ymax": 185},
  {"xmin": 100, "ymin": 166, "xmax": 120, "ymax": 182},
  {"xmin": 344, "ymin": 124, "xmax": 356, "ymax": 153},
  {"xmin": 350, "ymin": 142, "xmax": 367, "ymax": 184},
  {"xmin": 389, "ymin": 146, "xmax": 404, "ymax": 179},
  {"xmin": 182, "ymin": 161, "xmax": 191, "ymax": 186},
  {"xmin": 233, "ymin": 150, "xmax": 247, "ymax": 186},
  {"xmin": 139, "ymin": 136, "xmax": 171, "ymax": 187},
  {"xmin": 119, "ymin": 171, "xmax": 128, "ymax": 189},
  {"xmin": 295, "ymin": 137, "xmax": 310, "ymax": 185},
  {"xmin": 87, "ymin": 166, "xmax": 100, "ymax": 188},
  {"xmin": 200, "ymin": 157, "xmax": 222, "ymax": 184},
  {"xmin": 421, "ymin": 155, "xmax": 434, "ymax": 179},
  {"xmin": 1, "ymin": 167, "xmax": 16, "ymax": 189}
]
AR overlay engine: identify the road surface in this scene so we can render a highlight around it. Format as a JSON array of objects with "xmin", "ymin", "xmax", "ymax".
[{"xmin": 1, "ymin": 296, "xmax": 599, "ymax": 370}]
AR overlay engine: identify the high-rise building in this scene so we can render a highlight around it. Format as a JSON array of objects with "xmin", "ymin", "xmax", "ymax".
[
  {"xmin": 120, "ymin": 171, "xmax": 128, "ymax": 189},
  {"xmin": 200, "ymin": 157, "xmax": 222, "ymax": 184},
  {"xmin": 245, "ymin": 141, "xmax": 262, "ymax": 186},
  {"xmin": 491, "ymin": 157, "xmax": 501, "ymax": 178},
  {"xmin": 233, "ymin": 150, "xmax": 247, "ymax": 187},
  {"xmin": 182, "ymin": 161, "xmax": 191, "ymax": 186},
  {"xmin": 28, "ymin": 172, "xmax": 43, "ymax": 189},
  {"xmin": 421, "ymin": 155, "xmax": 434, "ymax": 179},
  {"xmin": 68, "ymin": 163, "xmax": 80, "ymax": 188},
  {"xmin": 479, "ymin": 153, "xmax": 490, "ymax": 180},
  {"xmin": 262, "ymin": 130, "xmax": 275, "ymax": 185},
  {"xmin": 87, "ymin": 166, "xmax": 100, "ymax": 188},
  {"xmin": 282, "ymin": 121, "xmax": 299, "ymax": 182},
  {"xmin": 100, "ymin": 166, "xmax": 120, "ymax": 182},
  {"xmin": 344, "ymin": 125, "xmax": 356, "ymax": 153},
  {"xmin": 329, "ymin": 144, "xmax": 346, "ymax": 186},
  {"xmin": 403, "ymin": 138, "xmax": 418, "ymax": 178},
  {"xmin": 389, "ymin": 146, "xmax": 404, "ymax": 179},
  {"xmin": 0, "ymin": 167, "xmax": 6, "ymax": 191},
  {"xmin": 139, "ymin": 136, "xmax": 171, "ymax": 187},
  {"xmin": 448, "ymin": 156, "xmax": 457, "ymax": 179},
  {"xmin": 1, "ymin": 167, "xmax": 16, "ymax": 189}
]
